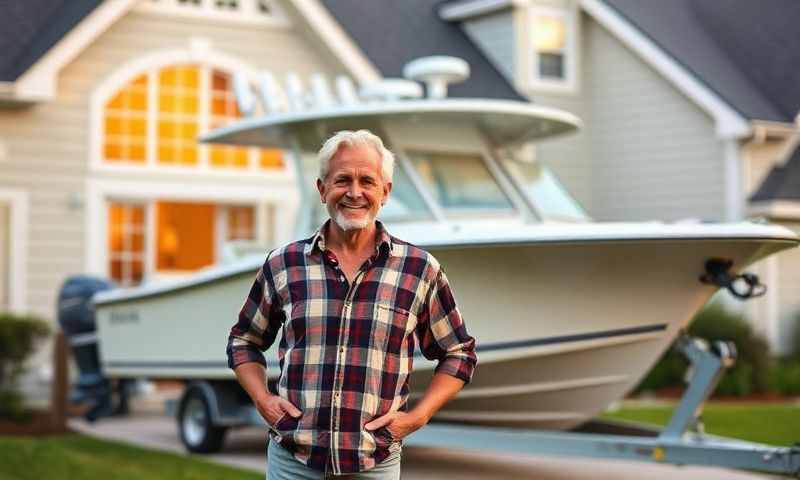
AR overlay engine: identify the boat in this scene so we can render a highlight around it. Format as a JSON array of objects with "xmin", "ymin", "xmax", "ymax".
[{"xmin": 93, "ymin": 56, "xmax": 799, "ymax": 433}]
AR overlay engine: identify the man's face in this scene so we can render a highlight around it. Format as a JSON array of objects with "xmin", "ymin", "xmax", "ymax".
[{"xmin": 317, "ymin": 143, "xmax": 392, "ymax": 232}]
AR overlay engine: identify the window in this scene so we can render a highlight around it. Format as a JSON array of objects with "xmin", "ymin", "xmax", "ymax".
[
  {"xmin": 407, "ymin": 151, "xmax": 514, "ymax": 217},
  {"xmin": 105, "ymin": 75, "xmax": 148, "ymax": 164},
  {"xmin": 226, "ymin": 205, "xmax": 255, "ymax": 240},
  {"xmin": 378, "ymin": 163, "xmax": 433, "ymax": 223},
  {"xmin": 499, "ymin": 154, "xmax": 588, "ymax": 222},
  {"xmin": 530, "ymin": 6, "xmax": 576, "ymax": 91},
  {"xmin": 108, "ymin": 200, "xmax": 261, "ymax": 285},
  {"xmin": 108, "ymin": 202, "xmax": 146, "ymax": 286},
  {"xmin": 102, "ymin": 64, "xmax": 284, "ymax": 172},
  {"xmin": 156, "ymin": 202, "xmax": 216, "ymax": 271}
]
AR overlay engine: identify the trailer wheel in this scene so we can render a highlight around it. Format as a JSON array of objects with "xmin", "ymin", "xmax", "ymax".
[{"xmin": 177, "ymin": 386, "xmax": 227, "ymax": 453}]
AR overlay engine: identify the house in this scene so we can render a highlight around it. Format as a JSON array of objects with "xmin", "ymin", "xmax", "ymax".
[{"xmin": 1, "ymin": 0, "xmax": 798, "ymax": 406}]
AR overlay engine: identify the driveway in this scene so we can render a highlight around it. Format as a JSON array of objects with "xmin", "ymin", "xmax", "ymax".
[{"xmin": 67, "ymin": 412, "xmax": 773, "ymax": 480}]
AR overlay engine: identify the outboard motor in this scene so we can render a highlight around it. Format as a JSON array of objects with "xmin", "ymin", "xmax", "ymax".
[{"xmin": 57, "ymin": 275, "xmax": 127, "ymax": 421}]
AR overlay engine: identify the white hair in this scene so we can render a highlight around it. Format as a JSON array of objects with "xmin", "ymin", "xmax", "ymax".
[{"xmin": 317, "ymin": 130, "xmax": 395, "ymax": 182}]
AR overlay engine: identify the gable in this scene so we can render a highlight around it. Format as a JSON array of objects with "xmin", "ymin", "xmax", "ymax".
[
  {"xmin": 0, "ymin": 0, "xmax": 102, "ymax": 82},
  {"xmin": 321, "ymin": 0, "xmax": 524, "ymax": 101}
]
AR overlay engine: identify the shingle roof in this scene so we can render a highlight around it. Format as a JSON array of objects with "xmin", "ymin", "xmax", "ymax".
[
  {"xmin": 750, "ymin": 146, "xmax": 800, "ymax": 203},
  {"xmin": 320, "ymin": 0, "xmax": 525, "ymax": 101},
  {"xmin": 603, "ymin": 0, "xmax": 800, "ymax": 123},
  {"xmin": 0, "ymin": 0, "xmax": 102, "ymax": 82}
]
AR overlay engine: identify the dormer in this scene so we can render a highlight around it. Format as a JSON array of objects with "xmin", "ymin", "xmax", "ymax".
[{"xmin": 440, "ymin": 0, "xmax": 579, "ymax": 95}]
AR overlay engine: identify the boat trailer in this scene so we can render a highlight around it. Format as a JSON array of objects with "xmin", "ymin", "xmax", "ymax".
[{"xmin": 405, "ymin": 334, "xmax": 800, "ymax": 476}]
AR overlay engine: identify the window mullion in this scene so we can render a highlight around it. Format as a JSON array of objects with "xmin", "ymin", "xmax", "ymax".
[
  {"xmin": 147, "ymin": 69, "xmax": 157, "ymax": 168},
  {"xmin": 199, "ymin": 65, "xmax": 210, "ymax": 170}
]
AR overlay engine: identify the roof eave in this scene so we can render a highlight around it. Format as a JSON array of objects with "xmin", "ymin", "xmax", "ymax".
[
  {"xmin": 2, "ymin": 0, "xmax": 138, "ymax": 104},
  {"xmin": 439, "ymin": 0, "xmax": 519, "ymax": 22}
]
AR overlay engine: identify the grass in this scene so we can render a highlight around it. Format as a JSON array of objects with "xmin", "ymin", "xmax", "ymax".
[
  {"xmin": 603, "ymin": 402, "xmax": 800, "ymax": 446},
  {"xmin": 0, "ymin": 433, "xmax": 262, "ymax": 480}
]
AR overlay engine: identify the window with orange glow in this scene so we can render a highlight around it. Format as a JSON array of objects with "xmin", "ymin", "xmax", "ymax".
[
  {"xmin": 108, "ymin": 202, "xmax": 146, "ymax": 286},
  {"xmin": 156, "ymin": 201, "xmax": 215, "ymax": 271},
  {"xmin": 157, "ymin": 66, "xmax": 200, "ymax": 166},
  {"xmin": 104, "ymin": 75, "xmax": 148, "ymax": 163},
  {"xmin": 101, "ymin": 64, "xmax": 283, "ymax": 170},
  {"xmin": 208, "ymin": 71, "xmax": 251, "ymax": 169},
  {"xmin": 226, "ymin": 206, "xmax": 255, "ymax": 241}
]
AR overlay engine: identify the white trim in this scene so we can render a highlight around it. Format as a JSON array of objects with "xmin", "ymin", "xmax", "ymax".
[
  {"xmin": 84, "ymin": 178, "xmax": 299, "ymax": 278},
  {"xmin": 0, "ymin": 188, "xmax": 29, "ymax": 312},
  {"xmin": 723, "ymin": 138, "xmax": 744, "ymax": 221},
  {"xmin": 580, "ymin": 0, "xmax": 751, "ymax": 139},
  {"xmin": 439, "ymin": 0, "xmax": 515, "ymax": 21},
  {"xmin": 133, "ymin": 0, "xmax": 291, "ymax": 28},
  {"xmin": 525, "ymin": 4, "xmax": 579, "ymax": 94},
  {"xmin": 13, "ymin": 0, "xmax": 138, "ymax": 101},
  {"xmin": 748, "ymin": 200, "xmax": 800, "ymax": 220},
  {"xmin": 286, "ymin": 0, "xmax": 381, "ymax": 86}
]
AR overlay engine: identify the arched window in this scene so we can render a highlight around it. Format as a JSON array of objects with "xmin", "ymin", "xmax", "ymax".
[{"xmin": 102, "ymin": 64, "xmax": 283, "ymax": 170}]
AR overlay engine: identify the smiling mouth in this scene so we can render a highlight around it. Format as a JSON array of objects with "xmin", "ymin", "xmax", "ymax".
[{"xmin": 339, "ymin": 203, "xmax": 368, "ymax": 210}]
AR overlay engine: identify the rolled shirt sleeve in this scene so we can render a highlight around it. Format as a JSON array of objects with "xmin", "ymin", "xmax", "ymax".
[
  {"xmin": 226, "ymin": 258, "xmax": 285, "ymax": 370},
  {"xmin": 416, "ymin": 268, "xmax": 477, "ymax": 384}
]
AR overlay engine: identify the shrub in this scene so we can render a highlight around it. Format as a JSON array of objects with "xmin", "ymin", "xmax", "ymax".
[
  {"xmin": 769, "ymin": 359, "xmax": 800, "ymax": 395},
  {"xmin": 0, "ymin": 312, "xmax": 51, "ymax": 420},
  {"xmin": 636, "ymin": 303, "xmax": 771, "ymax": 396},
  {"xmin": 787, "ymin": 311, "xmax": 800, "ymax": 360}
]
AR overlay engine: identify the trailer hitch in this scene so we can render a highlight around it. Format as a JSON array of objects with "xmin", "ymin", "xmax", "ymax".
[{"xmin": 699, "ymin": 258, "xmax": 766, "ymax": 300}]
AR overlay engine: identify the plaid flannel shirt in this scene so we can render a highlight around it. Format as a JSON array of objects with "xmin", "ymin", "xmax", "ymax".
[{"xmin": 226, "ymin": 220, "xmax": 477, "ymax": 474}]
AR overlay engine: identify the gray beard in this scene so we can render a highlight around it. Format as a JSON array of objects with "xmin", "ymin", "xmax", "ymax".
[{"xmin": 330, "ymin": 205, "xmax": 376, "ymax": 231}]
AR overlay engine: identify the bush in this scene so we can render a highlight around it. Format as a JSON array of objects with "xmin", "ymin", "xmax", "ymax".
[
  {"xmin": 0, "ymin": 312, "xmax": 51, "ymax": 420},
  {"xmin": 787, "ymin": 311, "xmax": 800, "ymax": 360},
  {"xmin": 636, "ymin": 303, "xmax": 771, "ymax": 396},
  {"xmin": 769, "ymin": 359, "xmax": 800, "ymax": 395}
]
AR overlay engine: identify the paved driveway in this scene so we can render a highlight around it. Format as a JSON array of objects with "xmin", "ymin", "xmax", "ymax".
[{"xmin": 67, "ymin": 412, "xmax": 773, "ymax": 480}]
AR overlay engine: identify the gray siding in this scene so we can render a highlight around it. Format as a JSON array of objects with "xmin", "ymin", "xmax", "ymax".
[
  {"xmin": 524, "ymin": 13, "xmax": 593, "ymax": 214},
  {"xmin": 585, "ymin": 20, "xmax": 726, "ymax": 222},
  {"xmin": 461, "ymin": 11, "xmax": 515, "ymax": 81}
]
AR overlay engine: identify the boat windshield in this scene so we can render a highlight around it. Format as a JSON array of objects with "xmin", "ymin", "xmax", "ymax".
[
  {"xmin": 498, "ymin": 152, "xmax": 588, "ymax": 221},
  {"xmin": 379, "ymin": 162, "xmax": 434, "ymax": 222},
  {"xmin": 406, "ymin": 150, "xmax": 515, "ymax": 217}
]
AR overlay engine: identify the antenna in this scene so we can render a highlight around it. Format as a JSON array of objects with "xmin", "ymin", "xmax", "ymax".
[
  {"xmin": 360, "ymin": 79, "xmax": 423, "ymax": 102},
  {"xmin": 402, "ymin": 56, "xmax": 470, "ymax": 99}
]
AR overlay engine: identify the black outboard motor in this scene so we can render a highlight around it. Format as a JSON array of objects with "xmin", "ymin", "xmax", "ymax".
[{"xmin": 57, "ymin": 275, "xmax": 128, "ymax": 421}]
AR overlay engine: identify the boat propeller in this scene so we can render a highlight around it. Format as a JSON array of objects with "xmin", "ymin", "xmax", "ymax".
[{"xmin": 699, "ymin": 258, "xmax": 767, "ymax": 300}]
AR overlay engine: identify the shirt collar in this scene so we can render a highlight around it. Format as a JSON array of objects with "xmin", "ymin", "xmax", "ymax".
[{"xmin": 304, "ymin": 219, "xmax": 395, "ymax": 257}]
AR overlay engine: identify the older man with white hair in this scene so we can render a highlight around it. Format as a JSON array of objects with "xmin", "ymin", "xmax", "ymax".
[{"xmin": 226, "ymin": 129, "xmax": 477, "ymax": 479}]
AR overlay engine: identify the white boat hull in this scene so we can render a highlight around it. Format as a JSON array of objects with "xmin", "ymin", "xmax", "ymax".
[{"xmin": 94, "ymin": 224, "xmax": 797, "ymax": 430}]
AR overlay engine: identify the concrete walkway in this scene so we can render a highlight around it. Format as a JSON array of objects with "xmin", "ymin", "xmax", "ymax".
[{"xmin": 67, "ymin": 412, "xmax": 777, "ymax": 479}]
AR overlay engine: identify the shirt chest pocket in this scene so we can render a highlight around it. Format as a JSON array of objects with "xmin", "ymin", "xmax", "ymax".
[{"xmin": 372, "ymin": 303, "xmax": 416, "ymax": 355}]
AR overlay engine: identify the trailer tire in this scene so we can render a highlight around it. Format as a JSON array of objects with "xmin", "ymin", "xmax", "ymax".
[{"xmin": 177, "ymin": 385, "xmax": 227, "ymax": 453}]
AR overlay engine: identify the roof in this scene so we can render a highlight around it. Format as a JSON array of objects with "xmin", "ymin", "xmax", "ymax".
[
  {"xmin": 750, "ymin": 146, "xmax": 800, "ymax": 203},
  {"xmin": 320, "ymin": 0, "xmax": 525, "ymax": 101},
  {"xmin": 604, "ymin": 0, "xmax": 800, "ymax": 123},
  {"xmin": 0, "ymin": 0, "xmax": 102, "ymax": 82}
]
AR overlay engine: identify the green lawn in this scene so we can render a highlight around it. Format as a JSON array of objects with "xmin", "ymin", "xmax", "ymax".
[
  {"xmin": 0, "ymin": 433, "xmax": 261, "ymax": 480},
  {"xmin": 603, "ymin": 402, "xmax": 800, "ymax": 446}
]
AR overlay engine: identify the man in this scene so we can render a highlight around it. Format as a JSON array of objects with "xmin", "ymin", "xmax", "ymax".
[{"xmin": 226, "ymin": 129, "xmax": 477, "ymax": 479}]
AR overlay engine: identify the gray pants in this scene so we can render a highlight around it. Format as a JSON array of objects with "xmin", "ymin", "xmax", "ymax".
[{"xmin": 267, "ymin": 440, "xmax": 401, "ymax": 479}]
